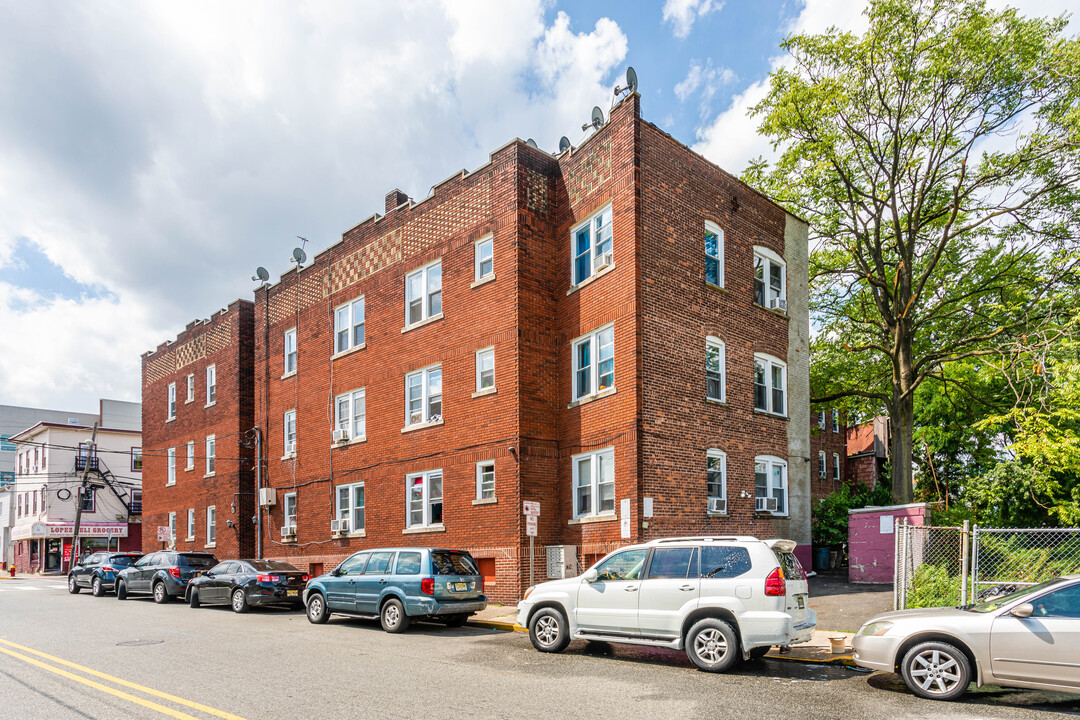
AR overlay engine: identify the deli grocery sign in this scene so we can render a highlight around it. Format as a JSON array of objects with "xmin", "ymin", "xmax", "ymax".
[{"xmin": 11, "ymin": 522, "xmax": 129, "ymax": 540}]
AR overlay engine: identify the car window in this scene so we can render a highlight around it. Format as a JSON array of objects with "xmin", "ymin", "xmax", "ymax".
[
  {"xmin": 1031, "ymin": 585, "xmax": 1080, "ymax": 618},
  {"xmin": 247, "ymin": 560, "xmax": 299, "ymax": 572},
  {"xmin": 208, "ymin": 562, "xmax": 231, "ymax": 574},
  {"xmin": 773, "ymin": 550, "xmax": 805, "ymax": 583},
  {"xmin": 595, "ymin": 549, "xmax": 649, "ymax": 581},
  {"xmin": 647, "ymin": 548, "xmax": 696, "ymax": 579},
  {"xmin": 395, "ymin": 552, "xmax": 422, "ymax": 575},
  {"xmin": 179, "ymin": 554, "xmax": 217, "ymax": 569},
  {"xmin": 84, "ymin": 553, "xmax": 102, "ymax": 566},
  {"xmin": 109, "ymin": 555, "xmax": 139, "ymax": 568},
  {"xmin": 431, "ymin": 552, "xmax": 479, "ymax": 576},
  {"xmin": 699, "ymin": 546, "xmax": 752, "ymax": 579},
  {"xmin": 135, "ymin": 554, "xmax": 157, "ymax": 568},
  {"xmin": 364, "ymin": 552, "xmax": 395, "ymax": 575},
  {"xmin": 339, "ymin": 553, "xmax": 369, "ymax": 576}
]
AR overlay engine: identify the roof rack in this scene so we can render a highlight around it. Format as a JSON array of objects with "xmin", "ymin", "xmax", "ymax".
[{"xmin": 646, "ymin": 536, "xmax": 760, "ymax": 545}]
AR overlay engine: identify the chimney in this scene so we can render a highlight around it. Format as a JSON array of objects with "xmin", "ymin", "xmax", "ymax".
[{"xmin": 385, "ymin": 189, "xmax": 410, "ymax": 213}]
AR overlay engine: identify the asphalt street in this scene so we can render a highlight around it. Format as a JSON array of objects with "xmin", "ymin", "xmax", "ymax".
[{"xmin": 1, "ymin": 576, "xmax": 1078, "ymax": 720}]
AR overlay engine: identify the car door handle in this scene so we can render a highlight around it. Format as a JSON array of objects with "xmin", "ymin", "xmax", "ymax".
[
  {"xmin": 679, "ymin": 585, "xmax": 695, "ymax": 591},
  {"xmin": 348, "ymin": 579, "xmax": 355, "ymax": 584},
  {"xmin": 624, "ymin": 586, "xmax": 638, "ymax": 592},
  {"xmin": 378, "ymin": 579, "xmax": 387, "ymax": 584}
]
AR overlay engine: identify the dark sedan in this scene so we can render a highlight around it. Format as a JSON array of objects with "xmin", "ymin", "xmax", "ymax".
[
  {"xmin": 187, "ymin": 560, "xmax": 309, "ymax": 613},
  {"xmin": 68, "ymin": 552, "xmax": 143, "ymax": 596}
]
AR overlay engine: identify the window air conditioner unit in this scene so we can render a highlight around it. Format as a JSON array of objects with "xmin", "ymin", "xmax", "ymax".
[
  {"xmin": 593, "ymin": 251, "xmax": 613, "ymax": 272},
  {"xmin": 333, "ymin": 429, "xmax": 350, "ymax": 443},
  {"xmin": 258, "ymin": 488, "xmax": 277, "ymax": 507},
  {"xmin": 284, "ymin": 442, "xmax": 296, "ymax": 456},
  {"xmin": 545, "ymin": 545, "xmax": 578, "ymax": 579},
  {"xmin": 331, "ymin": 519, "xmax": 349, "ymax": 537},
  {"xmin": 756, "ymin": 497, "xmax": 779, "ymax": 513},
  {"xmin": 280, "ymin": 524, "xmax": 296, "ymax": 540},
  {"xmin": 708, "ymin": 498, "xmax": 726, "ymax": 514},
  {"xmin": 769, "ymin": 298, "xmax": 787, "ymax": 311}
]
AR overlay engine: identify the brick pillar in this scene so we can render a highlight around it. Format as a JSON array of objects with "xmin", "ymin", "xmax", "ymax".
[{"xmin": 385, "ymin": 189, "xmax": 409, "ymax": 212}]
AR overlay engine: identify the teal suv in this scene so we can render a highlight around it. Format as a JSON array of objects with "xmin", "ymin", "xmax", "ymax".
[{"xmin": 303, "ymin": 547, "xmax": 486, "ymax": 632}]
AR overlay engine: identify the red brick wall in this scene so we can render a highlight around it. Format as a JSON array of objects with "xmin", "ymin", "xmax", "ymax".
[{"xmin": 810, "ymin": 406, "xmax": 848, "ymax": 500}]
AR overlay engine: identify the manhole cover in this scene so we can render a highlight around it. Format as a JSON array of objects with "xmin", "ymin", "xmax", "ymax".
[{"xmin": 116, "ymin": 639, "xmax": 163, "ymax": 647}]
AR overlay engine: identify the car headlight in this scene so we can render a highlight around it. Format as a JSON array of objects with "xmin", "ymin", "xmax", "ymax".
[
  {"xmin": 522, "ymin": 585, "xmax": 535, "ymax": 600},
  {"xmin": 858, "ymin": 621, "xmax": 894, "ymax": 637}
]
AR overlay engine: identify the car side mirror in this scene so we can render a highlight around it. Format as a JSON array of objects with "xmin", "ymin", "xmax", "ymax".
[
  {"xmin": 331, "ymin": 568, "xmax": 342, "ymax": 577},
  {"xmin": 1012, "ymin": 603, "xmax": 1034, "ymax": 618},
  {"xmin": 205, "ymin": 571, "xmax": 214, "ymax": 578},
  {"xmin": 582, "ymin": 568, "xmax": 598, "ymax": 583}
]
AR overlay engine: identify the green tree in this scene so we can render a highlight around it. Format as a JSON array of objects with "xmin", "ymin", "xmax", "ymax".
[{"xmin": 747, "ymin": 0, "xmax": 1080, "ymax": 502}]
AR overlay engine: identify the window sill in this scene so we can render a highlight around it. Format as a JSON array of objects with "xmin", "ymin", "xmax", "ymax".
[
  {"xmin": 185, "ymin": 536, "xmax": 195, "ymax": 542},
  {"xmin": 203, "ymin": 472, "xmax": 215, "ymax": 479},
  {"xmin": 333, "ymin": 436, "xmax": 367, "ymax": 448},
  {"xmin": 204, "ymin": 544, "xmax": 216, "ymax": 550},
  {"xmin": 281, "ymin": 453, "xmax": 297, "ymax": 461},
  {"xmin": 281, "ymin": 370, "xmax": 297, "ymax": 380},
  {"xmin": 706, "ymin": 511, "xmax": 728, "ymax": 517},
  {"xmin": 705, "ymin": 397, "xmax": 727, "ymax": 407},
  {"xmin": 756, "ymin": 513, "xmax": 790, "ymax": 519},
  {"xmin": 205, "ymin": 401, "xmax": 216, "ymax": 409},
  {"xmin": 705, "ymin": 281, "xmax": 727, "ymax": 294},
  {"xmin": 185, "ymin": 466, "xmax": 194, "ymax": 472},
  {"xmin": 471, "ymin": 273, "xmax": 496, "ymax": 289},
  {"xmin": 402, "ymin": 524, "xmax": 445, "ymax": 535},
  {"xmin": 566, "ymin": 263, "xmax": 615, "ymax": 296},
  {"xmin": 567, "ymin": 386, "xmax": 616, "ymax": 409},
  {"xmin": 753, "ymin": 409, "xmax": 789, "ymax": 421},
  {"xmin": 166, "ymin": 417, "xmax": 176, "ymax": 423},
  {"xmin": 567, "ymin": 513, "xmax": 617, "ymax": 525},
  {"xmin": 472, "ymin": 498, "xmax": 497, "ymax": 506},
  {"xmin": 401, "ymin": 418, "xmax": 444, "ymax": 434},
  {"xmin": 332, "ymin": 343, "xmax": 366, "ymax": 361},
  {"xmin": 165, "ymin": 481, "xmax": 176, "ymax": 487},
  {"xmin": 472, "ymin": 387, "xmax": 497, "ymax": 399},
  {"xmin": 184, "ymin": 398, "xmax": 194, "ymax": 405},
  {"xmin": 401, "ymin": 312, "xmax": 444, "ymax": 334},
  {"xmin": 753, "ymin": 302, "xmax": 789, "ymax": 319},
  {"xmin": 346, "ymin": 530, "xmax": 367, "ymax": 539}
]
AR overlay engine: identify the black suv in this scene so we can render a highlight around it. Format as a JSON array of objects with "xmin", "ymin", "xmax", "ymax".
[
  {"xmin": 116, "ymin": 551, "xmax": 218, "ymax": 603},
  {"xmin": 68, "ymin": 552, "xmax": 143, "ymax": 596}
]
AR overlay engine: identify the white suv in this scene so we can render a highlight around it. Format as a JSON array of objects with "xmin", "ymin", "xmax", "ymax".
[{"xmin": 517, "ymin": 536, "xmax": 816, "ymax": 672}]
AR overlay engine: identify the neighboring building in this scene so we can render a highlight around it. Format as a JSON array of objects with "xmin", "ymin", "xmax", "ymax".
[
  {"xmin": 847, "ymin": 416, "xmax": 890, "ymax": 488},
  {"xmin": 810, "ymin": 406, "xmax": 848, "ymax": 501},
  {"xmin": 140, "ymin": 301, "xmax": 256, "ymax": 560},
  {"xmin": 9, "ymin": 401, "xmax": 143, "ymax": 573},
  {"xmin": 141, "ymin": 94, "xmax": 811, "ymax": 602}
]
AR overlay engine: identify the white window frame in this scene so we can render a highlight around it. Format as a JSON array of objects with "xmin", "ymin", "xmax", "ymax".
[
  {"xmin": 707, "ymin": 449, "xmax": 727, "ymax": 513},
  {"xmin": 571, "ymin": 203, "xmax": 613, "ymax": 286},
  {"xmin": 335, "ymin": 389, "xmax": 366, "ymax": 441},
  {"xmin": 406, "ymin": 470, "xmax": 443, "ymax": 528},
  {"xmin": 476, "ymin": 461, "xmax": 495, "ymax": 501},
  {"xmin": 284, "ymin": 327, "xmax": 297, "ymax": 374},
  {"xmin": 832, "ymin": 408, "xmax": 841, "ymax": 433},
  {"xmin": 405, "ymin": 364, "xmax": 442, "ymax": 427},
  {"xmin": 753, "ymin": 353, "xmax": 787, "ymax": 417},
  {"xmin": 335, "ymin": 482, "xmax": 365, "ymax": 534},
  {"xmin": 186, "ymin": 508, "xmax": 195, "ymax": 541},
  {"xmin": 167, "ymin": 383, "xmax": 176, "ymax": 420},
  {"xmin": 205, "ymin": 364, "xmax": 216, "ymax": 406},
  {"xmin": 474, "ymin": 235, "xmax": 494, "ymax": 282},
  {"xmin": 572, "ymin": 324, "xmax": 615, "ymax": 402},
  {"xmin": 404, "ymin": 259, "xmax": 442, "ymax": 327},
  {"xmin": 206, "ymin": 506, "xmax": 216, "ymax": 546},
  {"xmin": 571, "ymin": 447, "xmax": 615, "ymax": 519},
  {"xmin": 283, "ymin": 410, "xmax": 297, "ymax": 455},
  {"xmin": 753, "ymin": 246, "xmax": 787, "ymax": 310},
  {"xmin": 819, "ymin": 451, "xmax": 827, "ymax": 478},
  {"xmin": 186, "ymin": 374, "xmax": 195, "ymax": 403},
  {"xmin": 168, "ymin": 512, "xmax": 176, "ymax": 547},
  {"xmin": 205, "ymin": 436, "xmax": 216, "ymax": 476},
  {"xmin": 475, "ymin": 347, "xmax": 495, "ymax": 393},
  {"xmin": 818, "ymin": 410, "xmax": 826, "ymax": 429},
  {"xmin": 167, "ymin": 448, "xmax": 176, "ymax": 485},
  {"xmin": 334, "ymin": 296, "xmax": 365, "ymax": 355},
  {"xmin": 706, "ymin": 336, "xmax": 726, "ymax": 402},
  {"xmin": 283, "ymin": 492, "xmax": 297, "ymax": 530},
  {"xmin": 833, "ymin": 453, "xmax": 841, "ymax": 481},
  {"xmin": 704, "ymin": 220, "xmax": 724, "ymax": 288},
  {"xmin": 186, "ymin": 441, "xmax": 195, "ymax": 470},
  {"xmin": 755, "ymin": 456, "xmax": 789, "ymax": 516}
]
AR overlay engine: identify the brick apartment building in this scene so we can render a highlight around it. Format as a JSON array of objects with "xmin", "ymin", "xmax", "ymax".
[
  {"xmin": 810, "ymin": 406, "xmax": 847, "ymax": 500},
  {"xmin": 141, "ymin": 94, "xmax": 811, "ymax": 602}
]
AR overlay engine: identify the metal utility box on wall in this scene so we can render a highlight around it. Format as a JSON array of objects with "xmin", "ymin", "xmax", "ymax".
[{"xmin": 546, "ymin": 545, "xmax": 578, "ymax": 579}]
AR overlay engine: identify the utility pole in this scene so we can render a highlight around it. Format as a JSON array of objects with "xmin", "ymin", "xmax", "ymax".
[{"xmin": 70, "ymin": 422, "xmax": 98, "ymax": 572}]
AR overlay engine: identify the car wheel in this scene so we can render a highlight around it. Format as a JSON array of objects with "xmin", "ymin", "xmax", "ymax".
[
  {"xmin": 900, "ymin": 641, "xmax": 971, "ymax": 701},
  {"xmin": 188, "ymin": 588, "xmax": 201, "ymax": 608},
  {"xmin": 116, "ymin": 580, "xmax": 127, "ymax": 600},
  {"xmin": 67, "ymin": 575, "xmax": 81, "ymax": 594},
  {"xmin": 91, "ymin": 576, "xmax": 105, "ymax": 597},
  {"xmin": 231, "ymin": 588, "xmax": 250, "ymax": 614},
  {"xmin": 153, "ymin": 581, "xmax": 170, "ymax": 604},
  {"xmin": 443, "ymin": 613, "xmax": 469, "ymax": 628},
  {"xmin": 528, "ymin": 607, "xmax": 570, "ymax": 653},
  {"xmin": 685, "ymin": 618, "xmax": 740, "ymax": 673},
  {"xmin": 380, "ymin": 598, "xmax": 410, "ymax": 633},
  {"xmin": 747, "ymin": 646, "xmax": 771, "ymax": 661},
  {"xmin": 306, "ymin": 593, "xmax": 329, "ymax": 624}
]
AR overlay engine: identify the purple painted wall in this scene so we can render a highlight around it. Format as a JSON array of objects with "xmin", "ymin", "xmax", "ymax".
[
  {"xmin": 848, "ymin": 504, "xmax": 929, "ymax": 584},
  {"xmin": 794, "ymin": 544, "xmax": 811, "ymax": 572}
]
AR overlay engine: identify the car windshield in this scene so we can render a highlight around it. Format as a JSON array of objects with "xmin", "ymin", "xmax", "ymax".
[
  {"xmin": 109, "ymin": 555, "xmax": 139, "ymax": 568},
  {"xmin": 431, "ymin": 552, "xmax": 478, "ymax": 575},
  {"xmin": 967, "ymin": 579, "xmax": 1062, "ymax": 613},
  {"xmin": 246, "ymin": 560, "xmax": 299, "ymax": 572}
]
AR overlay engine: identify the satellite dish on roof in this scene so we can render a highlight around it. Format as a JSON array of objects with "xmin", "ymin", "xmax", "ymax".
[
  {"xmin": 559, "ymin": 136, "xmax": 571, "ymax": 153},
  {"xmin": 614, "ymin": 66, "xmax": 638, "ymax": 98},
  {"xmin": 291, "ymin": 247, "xmax": 307, "ymax": 267},
  {"xmin": 582, "ymin": 106, "xmax": 605, "ymax": 132},
  {"xmin": 252, "ymin": 266, "xmax": 269, "ymax": 283},
  {"xmin": 526, "ymin": 138, "xmax": 538, "ymax": 149}
]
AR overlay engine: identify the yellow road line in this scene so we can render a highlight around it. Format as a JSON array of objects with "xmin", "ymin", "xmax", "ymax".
[{"xmin": 0, "ymin": 639, "xmax": 248, "ymax": 720}]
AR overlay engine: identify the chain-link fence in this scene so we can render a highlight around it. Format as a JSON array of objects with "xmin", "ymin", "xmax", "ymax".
[
  {"xmin": 894, "ymin": 523, "xmax": 969, "ymax": 610},
  {"xmin": 972, "ymin": 527, "xmax": 1080, "ymax": 600}
]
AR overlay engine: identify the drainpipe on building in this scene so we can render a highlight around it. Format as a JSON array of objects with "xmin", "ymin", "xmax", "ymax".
[{"xmin": 70, "ymin": 422, "xmax": 99, "ymax": 573}]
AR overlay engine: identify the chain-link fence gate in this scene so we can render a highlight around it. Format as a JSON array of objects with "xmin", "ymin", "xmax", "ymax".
[
  {"xmin": 894, "ymin": 522, "xmax": 970, "ymax": 610},
  {"xmin": 971, "ymin": 527, "xmax": 1080, "ymax": 599}
]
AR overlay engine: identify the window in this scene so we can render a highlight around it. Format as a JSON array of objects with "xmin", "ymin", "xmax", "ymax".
[
  {"xmin": 205, "ymin": 436, "xmax": 216, "ymax": 475},
  {"xmin": 405, "ymin": 260, "xmax": 442, "ymax": 326},
  {"xmin": 405, "ymin": 365, "xmax": 442, "ymax": 426},
  {"xmin": 396, "ymin": 552, "xmax": 422, "ymax": 574},
  {"xmin": 474, "ymin": 235, "xmax": 493, "ymax": 281},
  {"xmin": 17, "ymin": 494, "xmax": 22, "ymax": 517},
  {"xmin": 832, "ymin": 408, "xmax": 840, "ymax": 433},
  {"xmin": 476, "ymin": 461, "xmax": 495, "ymax": 501},
  {"xmin": 707, "ymin": 450, "xmax": 726, "ymax": 513},
  {"xmin": 700, "ymin": 546, "xmax": 752, "ymax": 578},
  {"xmin": 206, "ymin": 365, "xmax": 216, "ymax": 405},
  {"xmin": 572, "ymin": 447, "xmax": 615, "ymax": 518},
  {"xmin": 753, "ymin": 247, "xmax": 786, "ymax": 309},
  {"xmin": 130, "ymin": 448, "xmax": 142, "ymax": 472},
  {"xmin": 572, "ymin": 204, "xmax": 613, "ymax": 286},
  {"xmin": 705, "ymin": 221, "xmax": 724, "ymax": 287},
  {"xmin": 283, "ymin": 492, "xmax": 297, "ymax": 529},
  {"xmin": 755, "ymin": 456, "xmax": 788, "ymax": 515},
  {"xmin": 475, "ymin": 347, "xmax": 495, "ymax": 392},
  {"xmin": 335, "ymin": 390, "xmax": 366, "ymax": 441},
  {"xmin": 594, "ymin": 548, "xmax": 647, "ymax": 582},
  {"xmin": 335, "ymin": 482, "xmax": 365, "ymax": 533},
  {"xmin": 284, "ymin": 328, "xmax": 297, "ymax": 373},
  {"xmin": 706, "ymin": 337, "xmax": 725, "ymax": 402},
  {"xmin": 186, "ymin": 509, "xmax": 195, "ymax": 541},
  {"xmin": 32, "ymin": 490, "xmax": 37, "ymax": 514},
  {"xmin": 167, "ymin": 448, "xmax": 176, "ymax": 485},
  {"xmin": 334, "ymin": 297, "xmax": 365, "ymax": 354},
  {"xmin": 186, "ymin": 441, "xmax": 194, "ymax": 470},
  {"xmin": 168, "ymin": 512, "xmax": 176, "ymax": 545},
  {"xmin": 754, "ymin": 354, "xmax": 787, "ymax": 416},
  {"xmin": 186, "ymin": 374, "xmax": 195, "ymax": 402},
  {"xmin": 406, "ymin": 470, "xmax": 443, "ymax": 528},
  {"xmin": 818, "ymin": 411, "xmax": 826, "ymax": 429},
  {"xmin": 283, "ymin": 411, "xmax": 296, "ymax": 455},
  {"xmin": 833, "ymin": 453, "xmax": 841, "ymax": 481},
  {"xmin": 819, "ymin": 451, "xmax": 827, "ymax": 478},
  {"xmin": 572, "ymin": 325, "xmax": 615, "ymax": 401},
  {"xmin": 1031, "ymin": 585, "xmax": 1080, "ymax": 618},
  {"xmin": 206, "ymin": 506, "xmax": 216, "ymax": 545},
  {"xmin": 130, "ymin": 490, "xmax": 142, "ymax": 514},
  {"xmin": 167, "ymin": 383, "xmax": 176, "ymax": 419},
  {"xmin": 647, "ymin": 547, "xmax": 697, "ymax": 580}
]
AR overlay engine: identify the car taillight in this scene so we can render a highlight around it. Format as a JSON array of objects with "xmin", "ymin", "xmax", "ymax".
[
  {"xmin": 765, "ymin": 567, "xmax": 786, "ymax": 596},
  {"xmin": 101, "ymin": 566, "xmax": 116, "ymax": 573},
  {"xmin": 302, "ymin": 574, "xmax": 311, "ymax": 582},
  {"xmin": 169, "ymin": 567, "xmax": 181, "ymax": 579},
  {"xmin": 257, "ymin": 575, "xmax": 282, "ymax": 583},
  {"xmin": 421, "ymin": 578, "xmax": 434, "ymax": 595}
]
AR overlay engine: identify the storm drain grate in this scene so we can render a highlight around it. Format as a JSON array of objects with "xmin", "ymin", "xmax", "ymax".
[{"xmin": 116, "ymin": 639, "xmax": 163, "ymax": 647}]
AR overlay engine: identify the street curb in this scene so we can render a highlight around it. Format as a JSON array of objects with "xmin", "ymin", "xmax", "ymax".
[
  {"xmin": 764, "ymin": 652, "xmax": 856, "ymax": 666},
  {"xmin": 468, "ymin": 619, "xmax": 525, "ymax": 632}
]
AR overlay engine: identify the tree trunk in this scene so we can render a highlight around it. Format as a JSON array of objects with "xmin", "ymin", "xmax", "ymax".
[{"xmin": 889, "ymin": 328, "xmax": 916, "ymax": 504}]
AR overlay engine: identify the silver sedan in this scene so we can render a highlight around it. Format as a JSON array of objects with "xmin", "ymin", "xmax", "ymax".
[{"xmin": 853, "ymin": 575, "xmax": 1080, "ymax": 701}]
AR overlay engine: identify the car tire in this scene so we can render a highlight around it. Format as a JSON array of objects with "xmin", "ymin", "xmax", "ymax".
[
  {"xmin": 231, "ymin": 588, "xmax": 250, "ymax": 614},
  {"xmin": 116, "ymin": 580, "xmax": 127, "ymax": 600},
  {"xmin": 306, "ymin": 593, "xmax": 329, "ymax": 624},
  {"xmin": 900, "ymin": 641, "xmax": 971, "ymax": 701},
  {"xmin": 67, "ymin": 575, "xmax": 81, "ymax": 594},
  {"xmin": 380, "ymin": 598, "xmax": 410, "ymax": 633},
  {"xmin": 747, "ymin": 646, "xmax": 771, "ymax": 661},
  {"xmin": 685, "ymin": 618, "xmax": 740, "ymax": 673},
  {"xmin": 91, "ymin": 576, "xmax": 105, "ymax": 597},
  {"xmin": 189, "ymin": 588, "xmax": 201, "ymax": 608},
  {"xmin": 153, "ymin": 581, "xmax": 170, "ymax": 604},
  {"xmin": 528, "ymin": 607, "xmax": 570, "ymax": 653},
  {"xmin": 443, "ymin": 613, "xmax": 469, "ymax": 628}
]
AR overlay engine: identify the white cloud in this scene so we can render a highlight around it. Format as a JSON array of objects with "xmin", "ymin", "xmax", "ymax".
[
  {"xmin": 663, "ymin": 0, "xmax": 724, "ymax": 39},
  {"xmin": 675, "ymin": 60, "xmax": 736, "ymax": 121}
]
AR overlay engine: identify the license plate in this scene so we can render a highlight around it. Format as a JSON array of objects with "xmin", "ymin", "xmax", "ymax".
[
  {"xmin": 286, "ymin": 590, "xmax": 298, "ymax": 597},
  {"xmin": 796, "ymin": 595, "xmax": 806, "ymax": 609},
  {"xmin": 453, "ymin": 582, "xmax": 468, "ymax": 592}
]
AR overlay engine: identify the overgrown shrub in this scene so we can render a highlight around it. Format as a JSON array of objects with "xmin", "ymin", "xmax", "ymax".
[
  {"xmin": 905, "ymin": 564, "xmax": 960, "ymax": 609},
  {"xmin": 812, "ymin": 482, "xmax": 892, "ymax": 546}
]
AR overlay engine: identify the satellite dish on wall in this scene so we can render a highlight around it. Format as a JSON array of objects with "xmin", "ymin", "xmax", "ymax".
[
  {"xmin": 526, "ymin": 138, "xmax": 538, "ymax": 149},
  {"xmin": 626, "ymin": 67, "xmax": 638, "ymax": 94},
  {"xmin": 252, "ymin": 267, "xmax": 270, "ymax": 283},
  {"xmin": 582, "ymin": 106, "xmax": 605, "ymax": 132},
  {"xmin": 558, "ymin": 136, "xmax": 571, "ymax": 153}
]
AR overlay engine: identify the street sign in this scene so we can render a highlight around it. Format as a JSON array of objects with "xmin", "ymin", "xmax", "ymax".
[
  {"xmin": 525, "ymin": 515, "xmax": 538, "ymax": 537},
  {"xmin": 157, "ymin": 526, "xmax": 171, "ymax": 541},
  {"xmin": 523, "ymin": 501, "xmax": 540, "ymax": 517}
]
